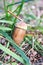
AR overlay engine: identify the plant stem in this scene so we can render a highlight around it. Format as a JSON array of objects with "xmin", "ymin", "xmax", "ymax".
[{"xmin": 3, "ymin": 0, "xmax": 8, "ymax": 19}]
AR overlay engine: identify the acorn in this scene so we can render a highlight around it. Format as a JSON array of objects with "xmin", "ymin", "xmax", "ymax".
[
  {"xmin": 8, "ymin": 10, "xmax": 31, "ymax": 45},
  {"xmin": 12, "ymin": 21, "xmax": 27, "ymax": 45}
]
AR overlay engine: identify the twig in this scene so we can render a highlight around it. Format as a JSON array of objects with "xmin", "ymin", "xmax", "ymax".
[
  {"xmin": 8, "ymin": 10, "xmax": 23, "ymax": 21},
  {"xmin": 8, "ymin": 10, "xmax": 31, "ymax": 27}
]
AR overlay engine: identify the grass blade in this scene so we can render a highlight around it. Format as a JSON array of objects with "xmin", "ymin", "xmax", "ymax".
[
  {"xmin": 0, "ymin": 44, "xmax": 24, "ymax": 64},
  {"xmin": 0, "ymin": 30, "xmax": 31, "ymax": 65},
  {"xmin": 0, "ymin": 20, "xmax": 13, "ymax": 25},
  {"xmin": 0, "ymin": 26, "xmax": 11, "ymax": 31},
  {"xmin": 7, "ymin": 0, "xmax": 33, "ymax": 7}
]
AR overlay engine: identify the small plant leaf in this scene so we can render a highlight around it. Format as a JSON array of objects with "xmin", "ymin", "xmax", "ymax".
[
  {"xmin": 0, "ymin": 20, "xmax": 13, "ymax": 25},
  {"xmin": 0, "ymin": 26, "xmax": 12, "ymax": 31}
]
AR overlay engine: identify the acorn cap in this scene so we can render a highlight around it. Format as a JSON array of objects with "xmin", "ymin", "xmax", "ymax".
[{"xmin": 15, "ymin": 21, "xmax": 27, "ymax": 30}]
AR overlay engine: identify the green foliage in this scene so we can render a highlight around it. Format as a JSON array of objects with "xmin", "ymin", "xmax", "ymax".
[
  {"xmin": 0, "ymin": 26, "xmax": 11, "ymax": 31},
  {"xmin": 0, "ymin": 20, "xmax": 13, "ymax": 25},
  {"xmin": 0, "ymin": 0, "xmax": 43, "ymax": 65},
  {"xmin": 0, "ymin": 0, "xmax": 32, "ymax": 65},
  {"xmin": 0, "ymin": 62, "xmax": 2, "ymax": 65},
  {"xmin": 25, "ymin": 35, "xmax": 43, "ymax": 56},
  {"xmin": 0, "ymin": 43, "xmax": 24, "ymax": 64},
  {"xmin": 0, "ymin": 30, "xmax": 31, "ymax": 65},
  {"xmin": 11, "ymin": 62, "xmax": 17, "ymax": 65}
]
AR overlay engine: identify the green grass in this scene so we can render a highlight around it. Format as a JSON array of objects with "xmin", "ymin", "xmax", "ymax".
[{"xmin": 0, "ymin": 0, "xmax": 43, "ymax": 65}]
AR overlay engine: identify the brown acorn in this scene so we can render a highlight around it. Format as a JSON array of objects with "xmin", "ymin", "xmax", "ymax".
[
  {"xmin": 12, "ymin": 21, "xmax": 27, "ymax": 45},
  {"xmin": 8, "ymin": 10, "xmax": 28, "ymax": 45}
]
